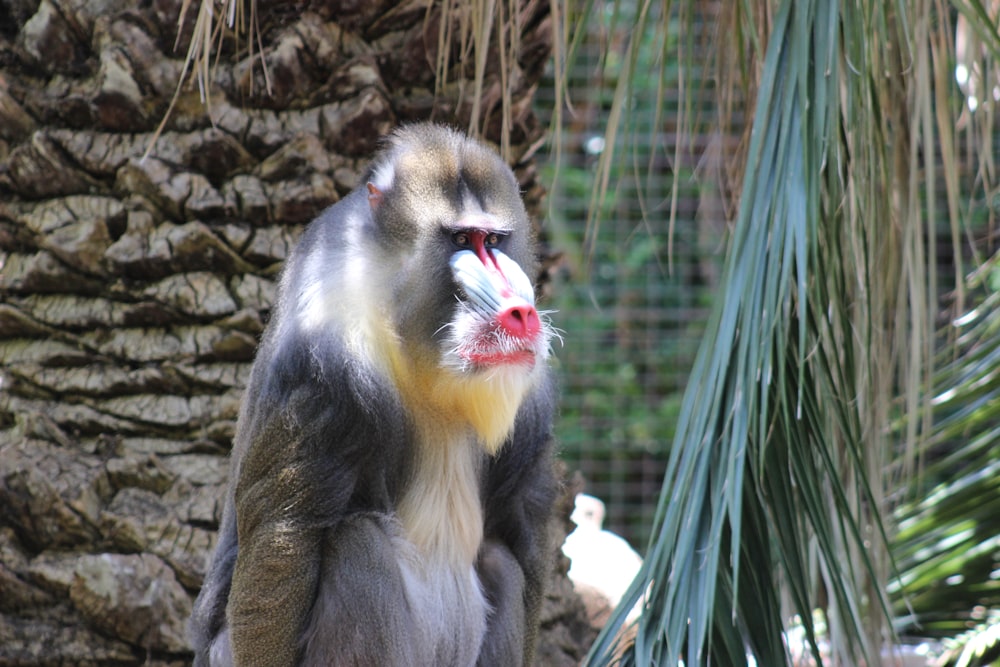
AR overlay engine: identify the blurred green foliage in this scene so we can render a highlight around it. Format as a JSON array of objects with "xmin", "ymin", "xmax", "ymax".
[{"xmin": 537, "ymin": 3, "xmax": 721, "ymax": 549}]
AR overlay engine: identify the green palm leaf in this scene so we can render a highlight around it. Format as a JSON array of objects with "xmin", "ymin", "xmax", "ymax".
[
  {"xmin": 583, "ymin": 0, "xmax": 916, "ymax": 663},
  {"xmin": 893, "ymin": 258, "xmax": 1000, "ymax": 643}
]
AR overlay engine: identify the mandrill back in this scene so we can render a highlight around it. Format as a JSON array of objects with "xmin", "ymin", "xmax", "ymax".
[{"xmin": 189, "ymin": 124, "xmax": 559, "ymax": 667}]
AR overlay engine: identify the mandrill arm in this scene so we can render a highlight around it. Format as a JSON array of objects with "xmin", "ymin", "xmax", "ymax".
[
  {"xmin": 478, "ymin": 376, "xmax": 559, "ymax": 665},
  {"xmin": 226, "ymin": 405, "xmax": 328, "ymax": 666},
  {"xmin": 196, "ymin": 342, "xmax": 410, "ymax": 667}
]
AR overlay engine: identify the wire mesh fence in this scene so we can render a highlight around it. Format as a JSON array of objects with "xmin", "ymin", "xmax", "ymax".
[{"xmin": 534, "ymin": 3, "xmax": 728, "ymax": 552}]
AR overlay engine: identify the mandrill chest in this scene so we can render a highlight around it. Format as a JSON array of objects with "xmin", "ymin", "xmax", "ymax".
[{"xmin": 393, "ymin": 429, "xmax": 490, "ymax": 665}]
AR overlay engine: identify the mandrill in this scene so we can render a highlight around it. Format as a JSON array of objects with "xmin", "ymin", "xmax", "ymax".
[{"xmin": 189, "ymin": 123, "xmax": 559, "ymax": 667}]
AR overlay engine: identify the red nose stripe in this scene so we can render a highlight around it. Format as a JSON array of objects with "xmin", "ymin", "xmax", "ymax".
[{"xmin": 497, "ymin": 303, "xmax": 541, "ymax": 339}]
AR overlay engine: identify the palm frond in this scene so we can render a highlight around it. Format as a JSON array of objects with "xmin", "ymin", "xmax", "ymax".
[
  {"xmin": 888, "ymin": 0, "xmax": 1000, "ymax": 650},
  {"xmin": 893, "ymin": 256, "xmax": 1000, "ymax": 640},
  {"xmin": 145, "ymin": 0, "xmax": 261, "ymax": 158},
  {"xmin": 938, "ymin": 610, "xmax": 1000, "ymax": 667},
  {"xmin": 584, "ymin": 0, "xmax": 927, "ymax": 664}
]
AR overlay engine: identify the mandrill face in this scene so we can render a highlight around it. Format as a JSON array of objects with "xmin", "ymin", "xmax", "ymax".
[
  {"xmin": 348, "ymin": 124, "xmax": 555, "ymax": 451},
  {"xmin": 446, "ymin": 228, "xmax": 550, "ymax": 372}
]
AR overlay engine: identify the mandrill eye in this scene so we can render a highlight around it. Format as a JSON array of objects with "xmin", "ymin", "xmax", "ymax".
[
  {"xmin": 452, "ymin": 232, "xmax": 470, "ymax": 248},
  {"xmin": 485, "ymin": 233, "xmax": 501, "ymax": 248}
]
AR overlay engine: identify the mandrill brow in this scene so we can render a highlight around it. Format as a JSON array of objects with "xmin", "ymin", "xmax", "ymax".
[{"xmin": 188, "ymin": 123, "xmax": 559, "ymax": 667}]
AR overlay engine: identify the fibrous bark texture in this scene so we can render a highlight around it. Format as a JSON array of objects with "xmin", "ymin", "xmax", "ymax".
[{"xmin": 0, "ymin": 1, "xmax": 591, "ymax": 664}]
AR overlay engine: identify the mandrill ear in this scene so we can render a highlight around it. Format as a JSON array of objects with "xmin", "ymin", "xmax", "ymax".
[{"xmin": 367, "ymin": 183, "xmax": 383, "ymax": 210}]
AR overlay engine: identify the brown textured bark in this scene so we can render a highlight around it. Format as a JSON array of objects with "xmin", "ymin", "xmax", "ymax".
[{"xmin": 0, "ymin": 1, "xmax": 591, "ymax": 664}]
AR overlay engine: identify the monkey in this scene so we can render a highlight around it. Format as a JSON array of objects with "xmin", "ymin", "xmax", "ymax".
[{"xmin": 188, "ymin": 123, "xmax": 559, "ymax": 667}]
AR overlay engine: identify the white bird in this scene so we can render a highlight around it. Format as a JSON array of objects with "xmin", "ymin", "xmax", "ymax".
[{"xmin": 562, "ymin": 493, "xmax": 643, "ymax": 614}]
